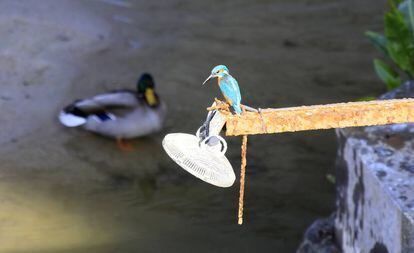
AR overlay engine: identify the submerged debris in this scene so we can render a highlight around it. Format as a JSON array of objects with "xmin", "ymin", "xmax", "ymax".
[{"xmin": 297, "ymin": 214, "xmax": 341, "ymax": 253}]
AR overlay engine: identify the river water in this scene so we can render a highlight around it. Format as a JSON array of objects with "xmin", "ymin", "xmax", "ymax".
[{"xmin": 0, "ymin": 0, "xmax": 385, "ymax": 252}]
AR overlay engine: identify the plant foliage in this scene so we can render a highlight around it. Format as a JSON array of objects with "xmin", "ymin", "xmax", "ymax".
[
  {"xmin": 374, "ymin": 58, "xmax": 402, "ymax": 89},
  {"xmin": 366, "ymin": 0, "xmax": 414, "ymax": 89}
]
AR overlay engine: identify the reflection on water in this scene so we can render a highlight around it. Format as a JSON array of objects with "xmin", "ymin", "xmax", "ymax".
[{"xmin": 0, "ymin": 0, "xmax": 385, "ymax": 252}]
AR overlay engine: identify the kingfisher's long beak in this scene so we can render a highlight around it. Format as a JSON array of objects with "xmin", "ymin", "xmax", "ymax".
[{"xmin": 202, "ymin": 75, "xmax": 213, "ymax": 85}]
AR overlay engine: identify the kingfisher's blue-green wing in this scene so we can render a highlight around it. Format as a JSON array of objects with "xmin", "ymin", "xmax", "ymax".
[{"xmin": 220, "ymin": 75, "xmax": 242, "ymax": 114}]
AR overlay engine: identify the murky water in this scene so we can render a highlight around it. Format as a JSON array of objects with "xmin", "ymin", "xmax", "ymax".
[{"xmin": 0, "ymin": 0, "xmax": 385, "ymax": 252}]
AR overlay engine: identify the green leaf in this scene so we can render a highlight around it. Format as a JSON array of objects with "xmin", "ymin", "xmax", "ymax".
[
  {"xmin": 365, "ymin": 31, "xmax": 389, "ymax": 56},
  {"xmin": 326, "ymin": 174, "xmax": 336, "ymax": 185},
  {"xmin": 398, "ymin": 0, "xmax": 414, "ymax": 33},
  {"xmin": 373, "ymin": 59, "xmax": 401, "ymax": 90},
  {"xmin": 384, "ymin": 6, "xmax": 414, "ymax": 76},
  {"xmin": 390, "ymin": 0, "xmax": 404, "ymax": 6}
]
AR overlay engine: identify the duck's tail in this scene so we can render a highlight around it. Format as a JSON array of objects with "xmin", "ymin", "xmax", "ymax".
[{"xmin": 58, "ymin": 101, "xmax": 87, "ymax": 127}]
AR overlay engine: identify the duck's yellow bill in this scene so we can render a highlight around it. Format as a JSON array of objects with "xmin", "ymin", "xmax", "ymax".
[{"xmin": 145, "ymin": 88, "xmax": 157, "ymax": 106}]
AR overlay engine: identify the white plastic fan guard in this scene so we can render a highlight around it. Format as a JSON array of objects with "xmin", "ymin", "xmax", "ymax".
[{"xmin": 162, "ymin": 133, "xmax": 235, "ymax": 187}]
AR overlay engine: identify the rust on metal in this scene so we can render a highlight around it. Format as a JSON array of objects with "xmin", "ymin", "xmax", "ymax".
[{"xmin": 223, "ymin": 99, "xmax": 414, "ymax": 136}]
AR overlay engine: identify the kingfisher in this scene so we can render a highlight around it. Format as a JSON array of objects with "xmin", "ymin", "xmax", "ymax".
[{"xmin": 202, "ymin": 65, "xmax": 242, "ymax": 114}]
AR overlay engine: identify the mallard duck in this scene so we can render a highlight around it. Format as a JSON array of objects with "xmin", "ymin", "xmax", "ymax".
[{"xmin": 59, "ymin": 73, "xmax": 166, "ymax": 150}]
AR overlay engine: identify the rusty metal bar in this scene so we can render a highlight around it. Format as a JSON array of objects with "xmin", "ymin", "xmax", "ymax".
[{"xmin": 224, "ymin": 99, "xmax": 414, "ymax": 136}]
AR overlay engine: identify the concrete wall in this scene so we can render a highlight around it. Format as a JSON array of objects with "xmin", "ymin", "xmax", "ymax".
[{"xmin": 335, "ymin": 82, "xmax": 414, "ymax": 253}]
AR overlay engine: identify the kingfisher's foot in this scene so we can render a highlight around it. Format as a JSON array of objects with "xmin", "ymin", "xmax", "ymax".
[
  {"xmin": 116, "ymin": 138, "xmax": 135, "ymax": 152},
  {"xmin": 214, "ymin": 98, "xmax": 224, "ymax": 104}
]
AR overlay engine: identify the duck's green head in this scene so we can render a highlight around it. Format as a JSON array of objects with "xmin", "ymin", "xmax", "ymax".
[{"xmin": 137, "ymin": 73, "xmax": 158, "ymax": 107}]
